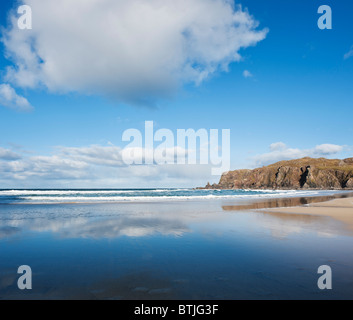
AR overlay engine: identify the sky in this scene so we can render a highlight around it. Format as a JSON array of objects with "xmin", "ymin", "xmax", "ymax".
[{"xmin": 0, "ymin": 0, "xmax": 352, "ymax": 188}]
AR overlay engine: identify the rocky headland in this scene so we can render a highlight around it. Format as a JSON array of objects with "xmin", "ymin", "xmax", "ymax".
[{"xmin": 203, "ymin": 157, "xmax": 353, "ymax": 190}]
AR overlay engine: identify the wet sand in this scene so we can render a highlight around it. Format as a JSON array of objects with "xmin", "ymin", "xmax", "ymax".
[
  {"xmin": 221, "ymin": 192, "xmax": 353, "ymax": 211},
  {"xmin": 263, "ymin": 196, "xmax": 353, "ymax": 232}
]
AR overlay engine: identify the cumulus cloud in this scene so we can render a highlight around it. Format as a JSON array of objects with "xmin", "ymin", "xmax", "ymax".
[
  {"xmin": 0, "ymin": 83, "xmax": 33, "ymax": 111},
  {"xmin": 0, "ymin": 147, "xmax": 22, "ymax": 160},
  {"xmin": 0, "ymin": 144, "xmax": 215, "ymax": 187},
  {"xmin": 269, "ymin": 142, "xmax": 286, "ymax": 151},
  {"xmin": 242, "ymin": 70, "xmax": 253, "ymax": 78},
  {"xmin": 2, "ymin": 0, "xmax": 268, "ymax": 105},
  {"xmin": 253, "ymin": 142, "xmax": 344, "ymax": 167},
  {"xmin": 59, "ymin": 145, "xmax": 125, "ymax": 167},
  {"xmin": 58, "ymin": 144, "xmax": 189, "ymax": 167},
  {"xmin": 0, "ymin": 155, "xmax": 89, "ymax": 180},
  {"xmin": 312, "ymin": 144, "xmax": 343, "ymax": 155}
]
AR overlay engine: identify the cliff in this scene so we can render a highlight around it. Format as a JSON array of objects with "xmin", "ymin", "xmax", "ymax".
[{"xmin": 204, "ymin": 157, "xmax": 353, "ymax": 190}]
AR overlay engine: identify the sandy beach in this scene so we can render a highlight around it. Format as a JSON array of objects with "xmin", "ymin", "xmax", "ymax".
[{"xmin": 264, "ymin": 197, "xmax": 353, "ymax": 232}]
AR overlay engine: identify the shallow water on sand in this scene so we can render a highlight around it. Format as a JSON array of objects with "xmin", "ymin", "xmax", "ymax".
[{"xmin": 1, "ymin": 197, "xmax": 353, "ymax": 299}]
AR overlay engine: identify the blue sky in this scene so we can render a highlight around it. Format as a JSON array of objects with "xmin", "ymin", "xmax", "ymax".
[{"xmin": 0, "ymin": 0, "xmax": 352, "ymax": 188}]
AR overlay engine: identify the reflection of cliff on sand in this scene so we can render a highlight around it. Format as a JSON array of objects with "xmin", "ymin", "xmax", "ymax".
[
  {"xmin": 222, "ymin": 192, "xmax": 353, "ymax": 211},
  {"xmin": 221, "ymin": 195, "xmax": 353, "ymax": 238}
]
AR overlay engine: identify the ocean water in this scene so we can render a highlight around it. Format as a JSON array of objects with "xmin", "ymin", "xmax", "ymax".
[
  {"xmin": 0, "ymin": 189, "xmax": 353, "ymax": 300},
  {"xmin": 0, "ymin": 188, "xmax": 346, "ymax": 204}
]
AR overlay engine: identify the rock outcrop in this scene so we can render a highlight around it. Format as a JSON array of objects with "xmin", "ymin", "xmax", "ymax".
[{"xmin": 204, "ymin": 157, "xmax": 353, "ymax": 190}]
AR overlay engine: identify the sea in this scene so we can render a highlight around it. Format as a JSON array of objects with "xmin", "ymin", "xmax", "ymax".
[{"xmin": 0, "ymin": 188, "xmax": 345, "ymax": 204}]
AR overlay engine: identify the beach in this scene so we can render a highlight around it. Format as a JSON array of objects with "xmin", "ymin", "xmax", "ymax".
[
  {"xmin": 1, "ymin": 189, "xmax": 353, "ymax": 300},
  {"xmin": 263, "ymin": 197, "xmax": 353, "ymax": 233}
]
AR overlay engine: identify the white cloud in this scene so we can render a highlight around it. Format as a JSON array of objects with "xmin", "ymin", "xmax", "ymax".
[
  {"xmin": 0, "ymin": 147, "xmax": 22, "ymax": 160},
  {"xmin": 2, "ymin": 0, "xmax": 268, "ymax": 106},
  {"xmin": 312, "ymin": 144, "xmax": 343, "ymax": 155},
  {"xmin": 58, "ymin": 144, "xmax": 188, "ymax": 167},
  {"xmin": 344, "ymin": 46, "xmax": 353, "ymax": 60},
  {"xmin": 0, "ymin": 83, "xmax": 33, "ymax": 111},
  {"xmin": 269, "ymin": 142, "xmax": 286, "ymax": 151},
  {"xmin": 253, "ymin": 143, "xmax": 344, "ymax": 167},
  {"xmin": 59, "ymin": 145, "xmax": 125, "ymax": 167},
  {"xmin": 0, "ymin": 155, "xmax": 89, "ymax": 180},
  {"xmin": 242, "ymin": 70, "xmax": 253, "ymax": 78},
  {"xmin": 0, "ymin": 144, "xmax": 216, "ymax": 187}
]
